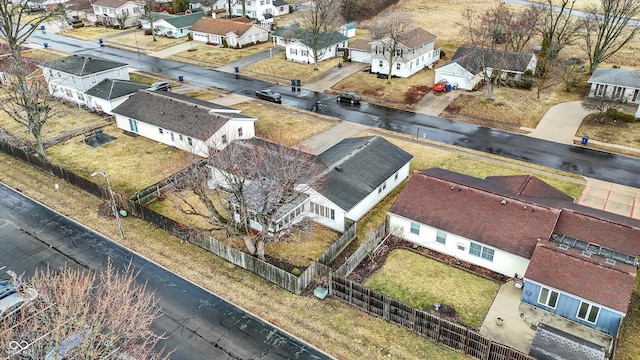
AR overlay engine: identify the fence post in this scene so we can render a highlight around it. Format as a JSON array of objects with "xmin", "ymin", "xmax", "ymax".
[
  {"xmin": 328, "ymin": 272, "xmax": 332, "ymax": 296},
  {"xmin": 437, "ymin": 318, "xmax": 442, "ymax": 344},
  {"xmin": 383, "ymin": 295, "xmax": 389, "ymax": 321},
  {"xmin": 349, "ymin": 279, "xmax": 353, "ymax": 305},
  {"xmin": 484, "ymin": 340, "xmax": 492, "ymax": 360}
]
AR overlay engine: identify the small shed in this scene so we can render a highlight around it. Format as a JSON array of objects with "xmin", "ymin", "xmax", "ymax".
[{"xmin": 340, "ymin": 23, "xmax": 356, "ymax": 38}]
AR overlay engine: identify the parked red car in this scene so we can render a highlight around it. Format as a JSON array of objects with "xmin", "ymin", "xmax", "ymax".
[{"xmin": 432, "ymin": 80, "xmax": 448, "ymax": 92}]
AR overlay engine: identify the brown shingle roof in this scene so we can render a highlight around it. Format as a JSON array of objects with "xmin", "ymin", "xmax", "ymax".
[
  {"xmin": 91, "ymin": 0, "xmax": 133, "ymax": 9},
  {"xmin": 526, "ymin": 243, "xmax": 636, "ymax": 313},
  {"xmin": 348, "ymin": 38, "xmax": 371, "ymax": 51},
  {"xmin": 189, "ymin": 17, "xmax": 253, "ymax": 36},
  {"xmin": 401, "ymin": 27, "xmax": 437, "ymax": 48},
  {"xmin": 388, "ymin": 169, "xmax": 560, "ymax": 258},
  {"xmin": 485, "ymin": 174, "xmax": 573, "ymax": 201}
]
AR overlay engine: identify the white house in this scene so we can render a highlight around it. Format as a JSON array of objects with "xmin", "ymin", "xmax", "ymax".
[
  {"xmin": 152, "ymin": 12, "xmax": 205, "ymax": 38},
  {"xmin": 339, "ymin": 23, "xmax": 355, "ymax": 38},
  {"xmin": 387, "ymin": 168, "xmax": 640, "ymax": 338},
  {"xmin": 92, "ymin": 0, "xmax": 144, "ymax": 28},
  {"xmin": 139, "ymin": 11, "xmax": 176, "ymax": 30},
  {"xmin": 435, "ymin": 45, "xmax": 537, "ymax": 91},
  {"xmin": 588, "ymin": 67, "xmax": 640, "ymax": 104},
  {"xmin": 347, "ymin": 38, "xmax": 371, "ymax": 63},
  {"xmin": 40, "ymin": 55, "xmax": 130, "ymax": 107},
  {"xmin": 271, "ymin": 25, "xmax": 348, "ymax": 64},
  {"xmin": 230, "ymin": 0, "xmax": 289, "ymax": 19},
  {"xmin": 212, "ymin": 136, "xmax": 413, "ymax": 233},
  {"xmin": 112, "ymin": 90, "xmax": 257, "ymax": 157},
  {"xmin": 84, "ymin": 79, "xmax": 148, "ymax": 114},
  {"xmin": 190, "ymin": 17, "xmax": 269, "ymax": 46},
  {"xmin": 370, "ymin": 27, "xmax": 440, "ymax": 78}
]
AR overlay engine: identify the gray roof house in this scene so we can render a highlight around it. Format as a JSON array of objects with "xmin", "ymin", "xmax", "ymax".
[
  {"xmin": 435, "ymin": 45, "xmax": 537, "ymax": 91},
  {"xmin": 214, "ymin": 135, "xmax": 413, "ymax": 233},
  {"xmin": 40, "ymin": 55, "xmax": 130, "ymax": 107},
  {"xmin": 588, "ymin": 67, "xmax": 640, "ymax": 105},
  {"xmin": 152, "ymin": 12, "xmax": 206, "ymax": 38},
  {"xmin": 112, "ymin": 90, "xmax": 257, "ymax": 157},
  {"xmin": 84, "ymin": 79, "xmax": 148, "ymax": 114}
]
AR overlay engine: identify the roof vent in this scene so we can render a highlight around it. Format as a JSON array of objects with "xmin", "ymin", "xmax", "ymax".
[
  {"xmin": 500, "ymin": 200, "xmax": 507, "ymax": 205},
  {"xmin": 558, "ymin": 244, "xmax": 569, "ymax": 250},
  {"xmin": 581, "ymin": 251, "xmax": 593, "ymax": 258},
  {"xmin": 335, "ymin": 166, "xmax": 343, "ymax": 172},
  {"xmin": 523, "ymin": 205, "xmax": 527, "ymax": 210},
  {"xmin": 606, "ymin": 258, "xmax": 616, "ymax": 265},
  {"xmin": 451, "ymin": 186, "xmax": 455, "ymax": 190}
]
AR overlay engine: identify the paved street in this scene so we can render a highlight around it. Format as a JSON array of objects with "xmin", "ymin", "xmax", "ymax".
[{"xmin": 0, "ymin": 183, "xmax": 331, "ymax": 360}]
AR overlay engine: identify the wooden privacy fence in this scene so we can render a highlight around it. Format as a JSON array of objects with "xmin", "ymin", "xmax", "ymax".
[
  {"xmin": 330, "ymin": 274, "xmax": 536, "ymax": 360},
  {"xmin": 317, "ymin": 221, "xmax": 357, "ymax": 265},
  {"xmin": 335, "ymin": 221, "xmax": 387, "ymax": 277}
]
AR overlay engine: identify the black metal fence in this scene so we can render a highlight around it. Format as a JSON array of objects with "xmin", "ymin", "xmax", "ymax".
[{"xmin": 330, "ymin": 274, "xmax": 536, "ymax": 360}]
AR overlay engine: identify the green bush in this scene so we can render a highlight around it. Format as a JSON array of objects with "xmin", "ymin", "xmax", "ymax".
[{"xmin": 606, "ymin": 108, "xmax": 636, "ymax": 122}]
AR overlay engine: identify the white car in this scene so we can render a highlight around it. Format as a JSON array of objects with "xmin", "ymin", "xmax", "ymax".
[{"xmin": 0, "ymin": 288, "xmax": 37, "ymax": 321}]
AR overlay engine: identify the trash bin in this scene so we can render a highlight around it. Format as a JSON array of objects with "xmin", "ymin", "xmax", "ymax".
[
  {"xmin": 296, "ymin": 79, "xmax": 301, "ymax": 87},
  {"xmin": 178, "ymin": 75, "xmax": 184, "ymax": 82},
  {"xmin": 581, "ymin": 135, "xmax": 589, "ymax": 145},
  {"xmin": 291, "ymin": 79, "xmax": 296, "ymax": 86},
  {"xmin": 99, "ymin": 39, "xmax": 103, "ymax": 46},
  {"xmin": 234, "ymin": 66, "xmax": 239, "ymax": 74},
  {"xmin": 40, "ymin": 25, "xmax": 45, "ymax": 31},
  {"xmin": 43, "ymin": 43, "xmax": 48, "ymax": 48},
  {"xmin": 445, "ymin": 84, "xmax": 452, "ymax": 92}
]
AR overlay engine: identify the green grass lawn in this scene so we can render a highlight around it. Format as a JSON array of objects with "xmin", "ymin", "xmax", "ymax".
[{"xmin": 366, "ymin": 249, "xmax": 500, "ymax": 329}]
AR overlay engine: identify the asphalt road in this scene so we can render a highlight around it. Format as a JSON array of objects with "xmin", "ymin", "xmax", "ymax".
[
  {"xmin": 0, "ymin": 183, "xmax": 330, "ymax": 360},
  {"xmin": 26, "ymin": 31, "xmax": 640, "ymax": 188}
]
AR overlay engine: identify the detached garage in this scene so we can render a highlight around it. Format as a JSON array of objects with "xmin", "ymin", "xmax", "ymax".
[{"xmin": 348, "ymin": 38, "xmax": 372, "ymax": 64}]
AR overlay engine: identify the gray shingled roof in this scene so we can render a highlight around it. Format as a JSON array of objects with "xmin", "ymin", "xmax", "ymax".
[
  {"xmin": 41, "ymin": 55, "xmax": 128, "ymax": 76},
  {"xmin": 317, "ymin": 136, "xmax": 413, "ymax": 212},
  {"xmin": 154, "ymin": 91, "xmax": 253, "ymax": 120},
  {"xmin": 529, "ymin": 323, "xmax": 605, "ymax": 360},
  {"xmin": 273, "ymin": 0, "xmax": 288, "ymax": 6},
  {"xmin": 85, "ymin": 79, "xmax": 147, "ymax": 100},
  {"xmin": 448, "ymin": 45, "xmax": 534, "ymax": 74},
  {"xmin": 112, "ymin": 90, "xmax": 254, "ymax": 141},
  {"xmin": 588, "ymin": 67, "xmax": 640, "ymax": 88},
  {"xmin": 271, "ymin": 25, "xmax": 348, "ymax": 48}
]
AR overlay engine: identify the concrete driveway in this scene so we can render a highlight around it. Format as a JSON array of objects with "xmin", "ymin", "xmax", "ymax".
[
  {"xmin": 578, "ymin": 177, "xmax": 640, "ymax": 219},
  {"xmin": 413, "ymin": 90, "xmax": 459, "ymax": 116},
  {"xmin": 528, "ymin": 101, "xmax": 592, "ymax": 144}
]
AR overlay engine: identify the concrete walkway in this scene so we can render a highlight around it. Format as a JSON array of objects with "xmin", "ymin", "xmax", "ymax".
[
  {"xmin": 413, "ymin": 90, "xmax": 459, "ymax": 117},
  {"xmin": 297, "ymin": 121, "xmax": 370, "ymax": 154},
  {"xmin": 527, "ymin": 101, "xmax": 592, "ymax": 144},
  {"xmin": 148, "ymin": 41, "xmax": 197, "ymax": 59}
]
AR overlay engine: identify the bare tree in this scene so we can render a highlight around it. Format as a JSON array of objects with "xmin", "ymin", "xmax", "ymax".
[
  {"xmin": 0, "ymin": 2, "xmax": 62, "ymax": 159},
  {"xmin": 537, "ymin": 0, "xmax": 581, "ymax": 59},
  {"xmin": 579, "ymin": 0, "xmax": 640, "ymax": 74},
  {"xmin": 534, "ymin": 56, "xmax": 561, "ymax": 98},
  {"xmin": 142, "ymin": 0, "xmax": 160, "ymax": 41},
  {"xmin": 115, "ymin": 11, "xmax": 129, "ymax": 29},
  {"xmin": 582, "ymin": 96, "xmax": 622, "ymax": 123},
  {"xmin": 0, "ymin": 262, "xmax": 170, "ymax": 359},
  {"xmin": 297, "ymin": 0, "xmax": 344, "ymax": 70},
  {"xmin": 502, "ymin": 6, "xmax": 541, "ymax": 53},
  {"xmin": 561, "ymin": 62, "xmax": 582, "ymax": 91},
  {"xmin": 369, "ymin": 9, "xmax": 413, "ymax": 83},
  {"xmin": 208, "ymin": 139, "xmax": 325, "ymax": 260}
]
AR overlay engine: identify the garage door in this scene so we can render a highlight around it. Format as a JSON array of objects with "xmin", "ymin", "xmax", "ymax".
[{"xmin": 193, "ymin": 33, "xmax": 208, "ymax": 43}]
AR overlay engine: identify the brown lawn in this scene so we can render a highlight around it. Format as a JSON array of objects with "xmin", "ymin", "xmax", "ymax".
[
  {"xmin": 170, "ymin": 42, "xmax": 274, "ymax": 66},
  {"xmin": 245, "ymin": 54, "xmax": 342, "ymax": 83}
]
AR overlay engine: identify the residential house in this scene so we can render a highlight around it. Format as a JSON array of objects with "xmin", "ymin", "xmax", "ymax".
[
  {"xmin": 230, "ymin": 0, "xmax": 289, "ymax": 19},
  {"xmin": 387, "ymin": 168, "xmax": 640, "ymax": 337},
  {"xmin": 40, "ymin": 55, "xmax": 130, "ymax": 107},
  {"xmin": 213, "ymin": 136, "xmax": 413, "ymax": 233},
  {"xmin": 112, "ymin": 90, "xmax": 257, "ymax": 157},
  {"xmin": 190, "ymin": 17, "xmax": 269, "ymax": 46},
  {"xmin": 347, "ymin": 38, "xmax": 371, "ymax": 63},
  {"xmin": 139, "ymin": 11, "xmax": 176, "ymax": 30},
  {"xmin": 92, "ymin": 0, "xmax": 144, "ymax": 28},
  {"xmin": 271, "ymin": 25, "xmax": 348, "ymax": 64},
  {"xmin": 370, "ymin": 27, "xmax": 440, "ymax": 78},
  {"xmin": 84, "ymin": 79, "xmax": 148, "ymax": 114},
  {"xmin": 152, "ymin": 12, "xmax": 205, "ymax": 38},
  {"xmin": 588, "ymin": 67, "xmax": 640, "ymax": 104},
  {"xmin": 435, "ymin": 45, "xmax": 537, "ymax": 91},
  {"xmin": 339, "ymin": 23, "xmax": 356, "ymax": 38},
  {"xmin": 189, "ymin": 0, "xmax": 226, "ymax": 12}
]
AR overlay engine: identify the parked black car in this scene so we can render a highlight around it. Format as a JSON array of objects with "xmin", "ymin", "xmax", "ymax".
[
  {"xmin": 255, "ymin": 89, "xmax": 281, "ymax": 103},
  {"xmin": 25, "ymin": 7, "xmax": 46, "ymax": 14},
  {"xmin": 337, "ymin": 92, "xmax": 361, "ymax": 104},
  {"xmin": 148, "ymin": 81, "xmax": 171, "ymax": 91}
]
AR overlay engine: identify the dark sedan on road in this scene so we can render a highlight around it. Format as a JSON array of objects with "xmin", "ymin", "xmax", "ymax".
[
  {"xmin": 337, "ymin": 92, "xmax": 361, "ymax": 104},
  {"xmin": 255, "ymin": 89, "xmax": 281, "ymax": 103}
]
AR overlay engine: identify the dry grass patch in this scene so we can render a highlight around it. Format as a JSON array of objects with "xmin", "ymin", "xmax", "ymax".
[
  {"xmin": 63, "ymin": 25, "xmax": 125, "ymax": 40},
  {"xmin": 46, "ymin": 124, "xmax": 191, "ymax": 195},
  {"xmin": 129, "ymin": 72, "xmax": 161, "ymax": 85},
  {"xmin": 245, "ymin": 55, "xmax": 341, "ymax": 83},
  {"xmin": 182, "ymin": 90, "xmax": 222, "ymax": 100},
  {"xmin": 333, "ymin": 67, "xmax": 434, "ymax": 104},
  {"xmin": 366, "ymin": 249, "xmax": 500, "ymax": 329},
  {"xmin": 0, "ymin": 101, "xmax": 105, "ymax": 143},
  {"xmin": 233, "ymin": 102, "xmax": 336, "ymax": 146},
  {"xmin": 268, "ymin": 225, "xmax": 339, "ymax": 268},
  {"xmin": 171, "ymin": 42, "xmax": 274, "ymax": 66},
  {"xmin": 616, "ymin": 277, "xmax": 640, "ymax": 360},
  {"xmin": 576, "ymin": 104, "xmax": 640, "ymax": 150},
  {"xmin": 21, "ymin": 49, "xmax": 68, "ymax": 62},
  {"xmin": 107, "ymin": 30, "xmax": 187, "ymax": 52}
]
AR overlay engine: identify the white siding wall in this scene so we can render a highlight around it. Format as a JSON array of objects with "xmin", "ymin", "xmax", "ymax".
[
  {"xmin": 435, "ymin": 63, "xmax": 478, "ymax": 90},
  {"xmin": 43, "ymin": 66, "xmax": 129, "ymax": 102},
  {"xmin": 388, "ymin": 213, "xmax": 530, "ymax": 277},
  {"xmin": 349, "ymin": 49, "xmax": 371, "ymax": 63},
  {"xmin": 589, "ymin": 83, "xmax": 640, "ymax": 104},
  {"xmin": 285, "ymin": 42, "xmax": 344, "ymax": 64},
  {"xmin": 304, "ymin": 187, "xmax": 346, "ymax": 232},
  {"xmin": 205, "ymin": 120, "xmax": 256, "ymax": 150}
]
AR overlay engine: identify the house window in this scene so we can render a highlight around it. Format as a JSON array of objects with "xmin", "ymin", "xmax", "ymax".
[
  {"xmin": 597, "ymin": 84, "xmax": 607, "ymax": 96},
  {"xmin": 457, "ymin": 242, "xmax": 466, "ymax": 251},
  {"xmin": 538, "ymin": 287, "xmax": 559, "ymax": 308},
  {"xmin": 238, "ymin": 128, "xmax": 243, "ymax": 137},
  {"xmin": 221, "ymin": 134, "xmax": 227, "ymax": 144},
  {"xmin": 577, "ymin": 302, "xmax": 600, "ymax": 323},
  {"xmin": 57, "ymin": 71, "xmax": 61, "ymax": 77},
  {"xmin": 179, "ymin": 134, "xmax": 183, "ymax": 141},
  {"xmin": 379, "ymin": 60, "xmax": 383, "ymax": 67},
  {"xmin": 311, "ymin": 202, "xmax": 335, "ymax": 220},
  {"xmin": 613, "ymin": 86, "xmax": 624, "ymax": 99},
  {"xmin": 188, "ymin": 137, "xmax": 193, "ymax": 146},
  {"xmin": 90, "ymin": 75, "xmax": 97, "ymax": 84},
  {"xmin": 158, "ymin": 128, "xmax": 164, "ymax": 135},
  {"xmin": 290, "ymin": 48, "xmax": 297, "ymax": 55},
  {"xmin": 436, "ymin": 231, "xmax": 446, "ymax": 244},
  {"xmin": 170, "ymin": 132, "xmax": 175, "ymax": 141},
  {"xmin": 109, "ymin": 8, "xmax": 115, "ymax": 14},
  {"xmin": 302, "ymin": 50, "xmax": 308, "ymax": 56},
  {"xmin": 128, "ymin": 119, "xmax": 138, "ymax": 133},
  {"xmin": 115, "ymin": 68, "xmax": 122, "ymax": 77},
  {"xmin": 469, "ymin": 242, "xmax": 495, "ymax": 261},
  {"xmin": 633, "ymin": 89, "xmax": 639, "ymax": 102},
  {"xmin": 134, "ymin": 6, "xmax": 140, "ymax": 13},
  {"xmin": 410, "ymin": 222, "xmax": 420, "ymax": 235},
  {"xmin": 396, "ymin": 63, "xmax": 400, "ymax": 70},
  {"xmin": 260, "ymin": 0, "xmax": 264, "ymax": 4},
  {"xmin": 236, "ymin": 9, "xmax": 242, "ymax": 14},
  {"xmin": 65, "ymin": 89, "xmax": 73, "ymax": 97},
  {"xmin": 394, "ymin": 171, "xmax": 399, "ymax": 180},
  {"xmin": 77, "ymin": 93, "xmax": 85, "ymax": 102},
  {"xmin": 377, "ymin": 181, "xmax": 387, "ymax": 194},
  {"xmin": 122, "ymin": 8, "xmax": 129, "ymax": 15}
]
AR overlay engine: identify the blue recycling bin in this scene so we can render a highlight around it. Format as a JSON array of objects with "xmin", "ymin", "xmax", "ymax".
[
  {"xmin": 581, "ymin": 135, "xmax": 589, "ymax": 145},
  {"xmin": 43, "ymin": 43, "xmax": 48, "ymax": 48},
  {"xmin": 178, "ymin": 75, "xmax": 184, "ymax": 82},
  {"xmin": 40, "ymin": 25, "xmax": 45, "ymax": 31},
  {"xmin": 99, "ymin": 39, "xmax": 103, "ymax": 46},
  {"xmin": 234, "ymin": 67, "xmax": 239, "ymax": 74},
  {"xmin": 291, "ymin": 79, "xmax": 296, "ymax": 86},
  {"xmin": 445, "ymin": 84, "xmax": 452, "ymax": 92}
]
